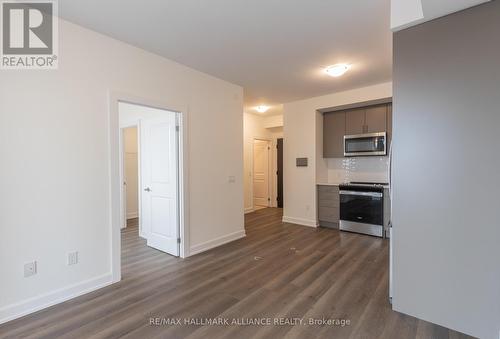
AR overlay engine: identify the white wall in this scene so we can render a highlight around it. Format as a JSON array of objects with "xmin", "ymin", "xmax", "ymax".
[
  {"xmin": 393, "ymin": 2, "xmax": 499, "ymax": 338},
  {"xmin": 243, "ymin": 113, "xmax": 283, "ymax": 212},
  {"xmin": 0, "ymin": 19, "xmax": 244, "ymax": 323},
  {"xmin": 283, "ymin": 82, "xmax": 392, "ymax": 226},
  {"xmin": 123, "ymin": 127, "xmax": 138, "ymax": 219},
  {"xmin": 262, "ymin": 115, "xmax": 284, "ymax": 129}
]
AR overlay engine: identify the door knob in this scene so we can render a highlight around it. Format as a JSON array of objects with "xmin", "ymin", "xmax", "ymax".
[{"xmin": 144, "ymin": 187, "xmax": 151, "ymax": 192}]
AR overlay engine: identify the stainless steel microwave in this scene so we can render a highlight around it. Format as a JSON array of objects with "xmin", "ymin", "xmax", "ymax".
[{"xmin": 344, "ymin": 132, "xmax": 387, "ymax": 156}]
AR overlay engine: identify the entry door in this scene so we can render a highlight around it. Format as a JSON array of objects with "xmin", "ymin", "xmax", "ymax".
[
  {"xmin": 253, "ymin": 140, "xmax": 270, "ymax": 207},
  {"xmin": 277, "ymin": 138, "xmax": 284, "ymax": 208},
  {"xmin": 141, "ymin": 113, "xmax": 179, "ymax": 256}
]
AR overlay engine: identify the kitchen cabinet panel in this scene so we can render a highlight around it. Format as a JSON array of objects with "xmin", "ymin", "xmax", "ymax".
[
  {"xmin": 322, "ymin": 102, "xmax": 392, "ymax": 159},
  {"xmin": 318, "ymin": 185, "xmax": 339, "ymax": 199},
  {"xmin": 318, "ymin": 198, "xmax": 339, "ymax": 208},
  {"xmin": 318, "ymin": 206, "xmax": 339, "ymax": 223},
  {"xmin": 345, "ymin": 108, "xmax": 365, "ymax": 135},
  {"xmin": 318, "ymin": 190, "xmax": 339, "ymax": 202},
  {"xmin": 365, "ymin": 105, "xmax": 387, "ymax": 133},
  {"xmin": 318, "ymin": 192, "xmax": 339, "ymax": 207},
  {"xmin": 318, "ymin": 185, "xmax": 338, "ymax": 193},
  {"xmin": 317, "ymin": 185, "xmax": 339, "ymax": 227},
  {"xmin": 323, "ymin": 111, "xmax": 346, "ymax": 158}
]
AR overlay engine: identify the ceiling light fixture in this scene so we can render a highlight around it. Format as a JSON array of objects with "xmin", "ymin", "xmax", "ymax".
[
  {"xmin": 255, "ymin": 105, "xmax": 270, "ymax": 113},
  {"xmin": 325, "ymin": 64, "xmax": 350, "ymax": 77}
]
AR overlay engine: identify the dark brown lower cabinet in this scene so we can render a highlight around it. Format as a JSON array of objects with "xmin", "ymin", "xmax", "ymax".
[{"xmin": 317, "ymin": 185, "xmax": 339, "ymax": 228}]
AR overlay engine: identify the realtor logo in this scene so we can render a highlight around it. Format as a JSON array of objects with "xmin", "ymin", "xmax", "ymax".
[{"xmin": 1, "ymin": 0, "xmax": 58, "ymax": 69}]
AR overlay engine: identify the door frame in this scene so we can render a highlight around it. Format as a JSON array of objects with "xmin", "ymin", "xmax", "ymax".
[
  {"xmin": 276, "ymin": 138, "xmax": 284, "ymax": 208},
  {"xmin": 119, "ymin": 122, "xmax": 146, "ymax": 237},
  {"xmin": 109, "ymin": 91, "xmax": 190, "ymax": 284},
  {"xmin": 252, "ymin": 138, "xmax": 273, "ymax": 208}
]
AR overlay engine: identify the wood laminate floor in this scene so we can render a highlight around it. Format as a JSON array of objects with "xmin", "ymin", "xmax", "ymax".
[{"xmin": 0, "ymin": 208, "xmax": 472, "ymax": 339}]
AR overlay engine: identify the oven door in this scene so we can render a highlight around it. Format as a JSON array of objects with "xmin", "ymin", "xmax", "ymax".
[
  {"xmin": 344, "ymin": 132, "xmax": 386, "ymax": 156},
  {"xmin": 339, "ymin": 190, "xmax": 383, "ymax": 226}
]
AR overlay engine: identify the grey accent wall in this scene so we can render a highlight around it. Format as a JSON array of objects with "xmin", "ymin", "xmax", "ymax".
[{"xmin": 393, "ymin": 2, "xmax": 500, "ymax": 338}]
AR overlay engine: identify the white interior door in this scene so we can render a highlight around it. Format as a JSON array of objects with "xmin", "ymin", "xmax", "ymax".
[
  {"xmin": 253, "ymin": 139, "xmax": 270, "ymax": 207},
  {"xmin": 141, "ymin": 113, "xmax": 179, "ymax": 256}
]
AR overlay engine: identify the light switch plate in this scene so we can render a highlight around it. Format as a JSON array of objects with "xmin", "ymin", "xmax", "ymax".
[
  {"xmin": 68, "ymin": 251, "xmax": 79, "ymax": 266},
  {"xmin": 24, "ymin": 261, "xmax": 37, "ymax": 277}
]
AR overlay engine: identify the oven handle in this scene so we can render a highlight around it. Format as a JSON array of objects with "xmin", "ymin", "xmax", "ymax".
[{"xmin": 340, "ymin": 190, "xmax": 383, "ymax": 198}]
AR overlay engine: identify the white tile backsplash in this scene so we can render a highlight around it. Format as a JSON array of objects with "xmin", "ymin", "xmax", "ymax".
[{"xmin": 327, "ymin": 156, "xmax": 389, "ymax": 184}]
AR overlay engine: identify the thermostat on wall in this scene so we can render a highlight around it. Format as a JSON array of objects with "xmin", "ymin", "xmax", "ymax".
[{"xmin": 296, "ymin": 158, "xmax": 308, "ymax": 167}]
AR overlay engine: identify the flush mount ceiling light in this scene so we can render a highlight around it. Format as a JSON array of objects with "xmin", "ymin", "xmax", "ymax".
[
  {"xmin": 255, "ymin": 105, "xmax": 270, "ymax": 113},
  {"xmin": 325, "ymin": 64, "xmax": 350, "ymax": 77}
]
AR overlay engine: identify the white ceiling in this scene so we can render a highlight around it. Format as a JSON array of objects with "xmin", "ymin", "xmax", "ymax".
[
  {"xmin": 391, "ymin": 0, "xmax": 490, "ymax": 31},
  {"xmin": 59, "ymin": 0, "xmax": 393, "ymax": 112}
]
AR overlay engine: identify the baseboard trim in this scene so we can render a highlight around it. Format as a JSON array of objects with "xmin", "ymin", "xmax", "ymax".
[
  {"xmin": 190, "ymin": 230, "xmax": 246, "ymax": 256},
  {"xmin": 126, "ymin": 212, "xmax": 138, "ymax": 219},
  {"xmin": 244, "ymin": 207, "xmax": 254, "ymax": 214},
  {"xmin": 282, "ymin": 216, "xmax": 318, "ymax": 227},
  {"xmin": 0, "ymin": 273, "xmax": 113, "ymax": 325}
]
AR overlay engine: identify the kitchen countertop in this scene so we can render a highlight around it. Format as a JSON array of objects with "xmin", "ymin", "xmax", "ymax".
[
  {"xmin": 316, "ymin": 182, "xmax": 341, "ymax": 186},
  {"xmin": 317, "ymin": 182, "xmax": 390, "ymax": 189}
]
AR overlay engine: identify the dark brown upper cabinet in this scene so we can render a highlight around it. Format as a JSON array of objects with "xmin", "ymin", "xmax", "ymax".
[
  {"xmin": 323, "ymin": 111, "xmax": 346, "ymax": 158},
  {"xmin": 345, "ymin": 108, "xmax": 365, "ymax": 135},
  {"xmin": 365, "ymin": 105, "xmax": 387, "ymax": 133},
  {"xmin": 345, "ymin": 105, "xmax": 387, "ymax": 135},
  {"xmin": 323, "ymin": 102, "xmax": 392, "ymax": 158}
]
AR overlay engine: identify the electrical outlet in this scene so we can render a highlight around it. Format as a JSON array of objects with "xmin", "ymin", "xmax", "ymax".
[
  {"xmin": 228, "ymin": 176, "xmax": 236, "ymax": 183},
  {"xmin": 68, "ymin": 251, "xmax": 78, "ymax": 266},
  {"xmin": 24, "ymin": 261, "xmax": 37, "ymax": 277}
]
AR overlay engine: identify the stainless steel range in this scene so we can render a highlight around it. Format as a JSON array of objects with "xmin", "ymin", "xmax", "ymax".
[{"xmin": 339, "ymin": 182, "xmax": 388, "ymax": 238}]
